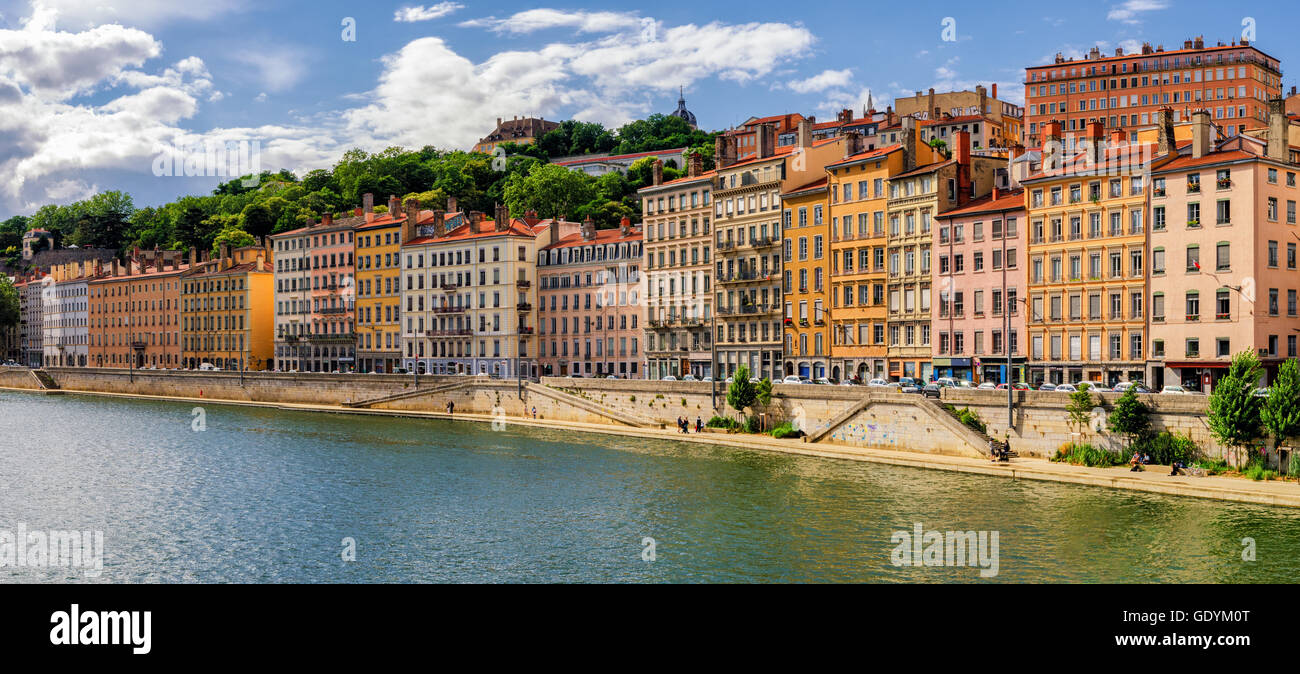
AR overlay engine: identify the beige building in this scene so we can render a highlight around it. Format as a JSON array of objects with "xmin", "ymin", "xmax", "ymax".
[{"xmin": 639, "ymin": 154, "xmax": 715, "ymax": 379}]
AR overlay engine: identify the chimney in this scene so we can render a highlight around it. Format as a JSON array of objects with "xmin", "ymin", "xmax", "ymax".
[
  {"xmin": 495, "ymin": 203, "xmax": 509, "ymax": 227},
  {"xmin": 1267, "ymin": 97, "xmax": 1287, "ymax": 161},
  {"xmin": 1109, "ymin": 128, "xmax": 1127, "ymax": 145},
  {"xmin": 901, "ymin": 116, "xmax": 917, "ymax": 171},
  {"xmin": 1191, "ymin": 110, "xmax": 1211, "ymax": 159},
  {"xmin": 188, "ymin": 247, "xmax": 197, "ymax": 268},
  {"xmin": 714, "ymin": 135, "xmax": 735, "ymax": 168},
  {"xmin": 977, "ymin": 85, "xmax": 987, "ymax": 114},
  {"xmin": 886, "ymin": 105, "xmax": 896, "ymax": 128},
  {"xmin": 652, "ymin": 159, "xmax": 663, "ymax": 186},
  {"xmin": 1085, "ymin": 121, "xmax": 1105, "ymax": 162},
  {"xmin": 447, "ymin": 196, "xmax": 458, "ymax": 214},
  {"xmin": 581, "ymin": 215, "xmax": 596, "ymax": 240},
  {"xmin": 387, "ymin": 195, "xmax": 400, "ymax": 216},
  {"xmin": 432, "ymin": 210, "xmax": 446, "ymax": 237},
  {"xmin": 954, "ymin": 130, "xmax": 973, "ymax": 205},
  {"xmin": 991, "ymin": 83, "xmax": 998, "ymax": 100},
  {"xmin": 843, "ymin": 130, "xmax": 863, "ymax": 159},
  {"xmin": 322, "ymin": 212, "xmax": 332, "ymax": 227},
  {"xmin": 363, "ymin": 193, "xmax": 374, "ymax": 214},
  {"xmin": 954, "ymin": 130, "xmax": 971, "ymax": 168},
  {"xmin": 927, "ymin": 88, "xmax": 936, "ymax": 119},
  {"xmin": 797, "ymin": 118, "xmax": 813, "ymax": 150},
  {"xmin": 404, "ymin": 198, "xmax": 420, "ymax": 244},
  {"xmin": 1156, "ymin": 107, "xmax": 1175, "ymax": 155},
  {"xmin": 688, "ymin": 152, "xmax": 703, "ymax": 178},
  {"xmin": 1043, "ymin": 120, "xmax": 1063, "ymax": 169},
  {"xmin": 619, "ymin": 216, "xmax": 631, "ymax": 237},
  {"xmin": 756, "ymin": 124, "xmax": 775, "ymax": 159},
  {"xmin": 219, "ymin": 244, "xmax": 231, "ymax": 270}
]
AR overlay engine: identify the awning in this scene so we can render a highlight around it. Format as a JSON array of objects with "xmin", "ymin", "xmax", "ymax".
[{"xmin": 1164, "ymin": 362, "xmax": 1229, "ymax": 369}]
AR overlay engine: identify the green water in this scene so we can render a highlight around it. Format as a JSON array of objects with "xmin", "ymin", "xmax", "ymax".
[{"xmin": 1, "ymin": 390, "xmax": 1297, "ymax": 582}]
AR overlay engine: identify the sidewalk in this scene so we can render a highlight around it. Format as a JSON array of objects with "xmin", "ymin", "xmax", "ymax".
[{"xmin": 6, "ymin": 385, "xmax": 1298, "ymax": 509}]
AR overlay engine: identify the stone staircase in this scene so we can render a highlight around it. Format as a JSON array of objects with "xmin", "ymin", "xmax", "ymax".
[
  {"xmin": 30, "ymin": 369, "xmax": 61, "ymax": 392},
  {"xmin": 525, "ymin": 383, "xmax": 664, "ymax": 429},
  {"xmin": 344, "ymin": 379, "xmax": 475, "ymax": 408},
  {"xmin": 803, "ymin": 391, "xmax": 990, "ymax": 458}
]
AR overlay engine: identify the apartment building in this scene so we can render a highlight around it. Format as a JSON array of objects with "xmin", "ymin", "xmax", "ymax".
[
  {"xmin": 639, "ymin": 155, "xmax": 715, "ymax": 379},
  {"xmin": 399, "ymin": 203, "xmax": 559, "ymax": 379},
  {"xmin": 180, "ymin": 243, "xmax": 275, "ymax": 371},
  {"xmin": 88, "ymin": 250, "xmax": 187, "ymax": 369},
  {"xmin": 780, "ymin": 176, "xmax": 830, "ymax": 379},
  {"xmin": 885, "ymin": 126, "xmax": 999, "ymax": 381},
  {"xmin": 1024, "ymin": 38, "xmax": 1282, "ymax": 147},
  {"xmin": 354, "ymin": 196, "xmax": 406, "ymax": 373},
  {"xmin": 538, "ymin": 217, "xmax": 643, "ymax": 378},
  {"xmin": 896, "ymin": 85, "xmax": 1023, "ymax": 145},
  {"xmin": 15, "ymin": 275, "xmax": 43, "ymax": 367},
  {"xmin": 934, "ymin": 187, "xmax": 1027, "ymax": 383},
  {"xmin": 43, "ymin": 260, "xmax": 94, "ymax": 368},
  {"xmin": 1023, "ymin": 119, "xmax": 1175, "ymax": 386},
  {"xmin": 712, "ymin": 119, "xmax": 842, "ymax": 381},
  {"xmin": 1147, "ymin": 100, "xmax": 1300, "ymax": 391},
  {"xmin": 721, "ymin": 113, "xmax": 808, "ymax": 163},
  {"xmin": 826, "ymin": 142, "xmax": 902, "ymax": 382}
]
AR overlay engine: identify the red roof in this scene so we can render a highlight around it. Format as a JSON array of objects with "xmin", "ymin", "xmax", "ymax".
[
  {"xmin": 1152, "ymin": 149, "xmax": 1260, "ymax": 172},
  {"xmin": 404, "ymin": 214, "xmax": 538, "ymax": 246},
  {"xmin": 643, "ymin": 169, "xmax": 718, "ymax": 190},
  {"xmin": 544, "ymin": 226, "xmax": 642, "ymax": 250},
  {"xmin": 922, "ymin": 115, "xmax": 990, "ymax": 126},
  {"xmin": 780, "ymin": 176, "xmax": 828, "ymax": 197},
  {"xmin": 552, "ymin": 148, "xmax": 686, "ymax": 166},
  {"xmin": 938, "ymin": 189, "xmax": 1026, "ymax": 218},
  {"xmin": 826, "ymin": 143, "xmax": 901, "ymax": 169}
]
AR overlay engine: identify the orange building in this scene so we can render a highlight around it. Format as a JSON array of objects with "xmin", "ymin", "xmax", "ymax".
[
  {"xmin": 88, "ymin": 250, "xmax": 189, "ymax": 369},
  {"xmin": 180, "ymin": 243, "xmax": 276, "ymax": 371},
  {"xmin": 779, "ymin": 176, "xmax": 830, "ymax": 379},
  {"xmin": 1024, "ymin": 37, "xmax": 1282, "ymax": 147}
]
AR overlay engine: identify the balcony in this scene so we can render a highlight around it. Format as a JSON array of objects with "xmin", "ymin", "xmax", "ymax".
[
  {"xmin": 130, "ymin": 341, "xmax": 147, "ymax": 350},
  {"xmin": 718, "ymin": 271, "xmax": 777, "ymax": 285},
  {"xmin": 307, "ymin": 333, "xmax": 356, "ymax": 343},
  {"xmin": 441, "ymin": 283, "xmax": 461, "ymax": 292},
  {"xmin": 432, "ymin": 305, "xmax": 466, "ymax": 314},
  {"xmin": 516, "ymin": 302, "xmax": 533, "ymax": 312},
  {"xmin": 318, "ymin": 307, "xmax": 348, "ymax": 315},
  {"xmin": 515, "ymin": 279, "xmax": 531, "ymax": 289},
  {"xmin": 520, "ymin": 326, "xmax": 535, "ymax": 335},
  {"xmin": 426, "ymin": 329, "xmax": 472, "ymax": 337}
]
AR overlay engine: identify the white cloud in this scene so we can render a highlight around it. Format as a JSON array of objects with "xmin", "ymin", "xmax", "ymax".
[
  {"xmin": 1107, "ymin": 0, "xmax": 1169, "ymax": 24},
  {"xmin": 231, "ymin": 48, "xmax": 309, "ymax": 93},
  {"xmin": 394, "ymin": 3, "xmax": 464, "ymax": 23},
  {"xmin": 461, "ymin": 9, "xmax": 644, "ymax": 35},
  {"xmin": 0, "ymin": 13, "xmax": 160, "ymax": 99},
  {"xmin": 30, "ymin": 0, "xmax": 248, "ymax": 28},
  {"xmin": 786, "ymin": 68, "xmax": 853, "ymax": 94}
]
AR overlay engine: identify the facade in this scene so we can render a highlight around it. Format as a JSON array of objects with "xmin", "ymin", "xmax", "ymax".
[
  {"xmin": 1023, "ymin": 38, "xmax": 1282, "ymax": 147},
  {"xmin": 399, "ymin": 203, "xmax": 557, "ymax": 379},
  {"xmin": 271, "ymin": 221, "xmax": 313, "ymax": 371},
  {"xmin": 88, "ymin": 250, "xmax": 187, "ymax": 369},
  {"xmin": 22, "ymin": 229, "xmax": 51, "ymax": 260},
  {"xmin": 896, "ymin": 85, "xmax": 1023, "ymax": 143},
  {"xmin": 1147, "ymin": 102, "xmax": 1298, "ymax": 391},
  {"xmin": 538, "ymin": 217, "xmax": 643, "ymax": 378},
  {"xmin": 721, "ymin": 113, "xmax": 808, "ymax": 163},
  {"xmin": 19, "ymin": 276, "xmax": 44, "ymax": 367},
  {"xmin": 933, "ymin": 187, "xmax": 1027, "ymax": 383},
  {"xmin": 43, "ymin": 260, "xmax": 94, "ymax": 368},
  {"xmin": 780, "ymin": 177, "xmax": 831, "ymax": 379},
  {"xmin": 885, "ymin": 126, "xmax": 1000, "ymax": 381},
  {"xmin": 640, "ymin": 155, "xmax": 715, "ymax": 379},
  {"xmin": 180, "ymin": 244, "xmax": 275, "ymax": 371},
  {"xmin": 472, "ymin": 116, "xmax": 560, "ymax": 154},
  {"xmin": 272, "ymin": 210, "xmax": 358, "ymax": 373},
  {"xmin": 1023, "ymin": 120, "xmax": 1172, "ymax": 386},
  {"xmin": 354, "ymin": 196, "xmax": 406, "ymax": 373},
  {"xmin": 826, "ymin": 144, "xmax": 904, "ymax": 382},
  {"xmin": 712, "ymin": 119, "xmax": 843, "ymax": 381}
]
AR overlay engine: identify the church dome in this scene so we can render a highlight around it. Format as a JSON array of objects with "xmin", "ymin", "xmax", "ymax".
[{"xmin": 670, "ymin": 87, "xmax": 697, "ymax": 129}]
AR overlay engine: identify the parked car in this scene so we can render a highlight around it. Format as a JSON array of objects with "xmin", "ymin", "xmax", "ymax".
[
  {"xmin": 976, "ymin": 382, "xmax": 997, "ymax": 390},
  {"xmin": 921, "ymin": 383, "xmax": 943, "ymax": 398},
  {"xmin": 681, "ymin": 374, "xmax": 697, "ymax": 381},
  {"xmin": 606, "ymin": 375, "xmax": 619, "ymax": 380},
  {"xmin": 996, "ymin": 382, "xmax": 1031, "ymax": 391},
  {"xmin": 813, "ymin": 377, "xmax": 832, "ymax": 385},
  {"xmin": 701, "ymin": 376, "xmax": 713, "ymax": 382},
  {"xmin": 1037, "ymin": 382, "xmax": 1057, "ymax": 391},
  {"xmin": 782, "ymin": 375, "xmax": 802, "ymax": 385},
  {"xmin": 661, "ymin": 375, "xmax": 678, "ymax": 381},
  {"xmin": 1160, "ymin": 385, "xmax": 1189, "ymax": 394},
  {"xmin": 839, "ymin": 379, "xmax": 856, "ymax": 387},
  {"xmin": 198, "ymin": 362, "xmax": 218, "ymax": 371},
  {"xmin": 867, "ymin": 378, "xmax": 889, "ymax": 388},
  {"xmin": 935, "ymin": 377, "xmax": 959, "ymax": 388},
  {"xmin": 1077, "ymin": 382, "xmax": 1111, "ymax": 393},
  {"xmin": 1054, "ymin": 383, "xmax": 1078, "ymax": 392}
]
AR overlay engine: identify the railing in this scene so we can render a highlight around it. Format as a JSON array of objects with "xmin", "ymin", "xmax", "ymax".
[
  {"xmin": 515, "ymin": 280, "xmax": 531, "ymax": 288},
  {"xmin": 432, "ymin": 306, "xmax": 465, "ymax": 314},
  {"xmin": 426, "ymin": 329, "xmax": 472, "ymax": 337},
  {"xmin": 516, "ymin": 303, "xmax": 532, "ymax": 312},
  {"xmin": 441, "ymin": 284, "xmax": 460, "ymax": 292}
]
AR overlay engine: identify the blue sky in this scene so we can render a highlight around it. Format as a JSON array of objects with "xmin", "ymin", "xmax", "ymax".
[{"xmin": 0, "ymin": 0, "xmax": 1295, "ymax": 219}]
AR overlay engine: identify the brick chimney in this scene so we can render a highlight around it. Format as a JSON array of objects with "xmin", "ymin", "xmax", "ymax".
[
  {"xmin": 403, "ymin": 198, "xmax": 420, "ymax": 244},
  {"xmin": 927, "ymin": 88, "xmax": 936, "ymax": 118},
  {"xmin": 495, "ymin": 203, "xmax": 509, "ymax": 227},
  {"xmin": 1157, "ymin": 108, "xmax": 1175, "ymax": 155},
  {"xmin": 1085, "ymin": 121, "xmax": 1105, "ymax": 163},
  {"xmin": 1109, "ymin": 128, "xmax": 1127, "ymax": 145},
  {"xmin": 688, "ymin": 152, "xmax": 702, "ymax": 178},
  {"xmin": 363, "ymin": 192, "xmax": 374, "ymax": 214},
  {"xmin": 447, "ymin": 196, "xmax": 458, "ymax": 214},
  {"xmin": 1043, "ymin": 120, "xmax": 1063, "ymax": 169},
  {"xmin": 954, "ymin": 130, "xmax": 973, "ymax": 206},
  {"xmin": 652, "ymin": 159, "xmax": 663, "ymax": 186},
  {"xmin": 977, "ymin": 85, "xmax": 987, "ymax": 114},
  {"xmin": 1267, "ymin": 97, "xmax": 1287, "ymax": 161},
  {"xmin": 991, "ymin": 83, "xmax": 997, "ymax": 100},
  {"xmin": 755, "ymin": 124, "xmax": 774, "ymax": 159},
  {"xmin": 188, "ymin": 247, "xmax": 197, "ymax": 268},
  {"xmin": 432, "ymin": 210, "xmax": 446, "ymax": 238},
  {"xmin": 387, "ymin": 195, "xmax": 400, "ymax": 216},
  {"xmin": 581, "ymin": 215, "xmax": 596, "ymax": 240},
  {"xmin": 886, "ymin": 105, "xmax": 896, "ymax": 128},
  {"xmin": 619, "ymin": 216, "xmax": 631, "ymax": 237},
  {"xmin": 843, "ymin": 130, "xmax": 863, "ymax": 159},
  {"xmin": 322, "ymin": 212, "xmax": 333, "ymax": 227},
  {"xmin": 901, "ymin": 116, "xmax": 917, "ymax": 171},
  {"xmin": 714, "ymin": 135, "xmax": 735, "ymax": 168},
  {"xmin": 797, "ymin": 118, "xmax": 813, "ymax": 148},
  {"xmin": 1191, "ymin": 110, "xmax": 1211, "ymax": 159}
]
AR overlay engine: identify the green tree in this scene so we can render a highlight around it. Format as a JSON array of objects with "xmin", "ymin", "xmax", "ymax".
[
  {"xmin": 502, "ymin": 163, "xmax": 596, "ymax": 220},
  {"xmin": 1263, "ymin": 358, "xmax": 1300, "ymax": 452},
  {"xmin": 726, "ymin": 364, "xmax": 758, "ymax": 424},
  {"xmin": 1065, "ymin": 389, "xmax": 1094, "ymax": 435},
  {"xmin": 1108, "ymin": 388, "xmax": 1150, "ymax": 452},
  {"xmin": 239, "ymin": 202, "xmax": 276, "ymax": 240},
  {"xmin": 1207, "ymin": 350, "xmax": 1265, "ymax": 467},
  {"xmin": 211, "ymin": 227, "xmax": 257, "ymax": 255},
  {"xmin": 0, "ymin": 276, "xmax": 19, "ymax": 331}
]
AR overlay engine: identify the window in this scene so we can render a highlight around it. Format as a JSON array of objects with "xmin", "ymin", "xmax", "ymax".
[{"xmin": 1215, "ymin": 242, "xmax": 1230, "ymax": 271}]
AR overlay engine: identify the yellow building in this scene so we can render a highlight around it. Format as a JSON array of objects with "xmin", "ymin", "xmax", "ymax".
[
  {"xmin": 826, "ymin": 142, "xmax": 908, "ymax": 382},
  {"xmin": 180, "ymin": 243, "xmax": 275, "ymax": 370},
  {"xmin": 354, "ymin": 196, "xmax": 406, "ymax": 373},
  {"xmin": 779, "ymin": 177, "xmax": 831, "ymax": 379},
  {"xmin": 1022, "ymin": 120, "xmax": 1176, "ymax": 385}
]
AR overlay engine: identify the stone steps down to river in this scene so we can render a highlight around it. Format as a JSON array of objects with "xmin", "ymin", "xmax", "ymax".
[
  {"xmin": 804, "ymin": 391, "xmax": 991, "ymax": 459},
  {"xmin": 345, "ymin": 378, "xmax": 482, "ymax": 408},
  {"xmin": 526, "ymin": 383, "xmax": 663, "ymax": 429},
  {"xmin": 29, "ymin": 369, "xmax": 63, "ymax": 394}
]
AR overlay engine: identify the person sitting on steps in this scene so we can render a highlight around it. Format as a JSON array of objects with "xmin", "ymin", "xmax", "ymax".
[{"xmin": 1129, "ymin": 453, "xmax": 1144, "ymax": 472}]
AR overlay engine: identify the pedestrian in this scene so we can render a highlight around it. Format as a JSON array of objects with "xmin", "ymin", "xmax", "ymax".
[
  {"xmin": 531, "ymin": 406, "xmax": 537, "ymax": 419},
  {"xmin": 696, "ymin": 416, "xmax": 703, "ymax": 433},
  {"xmin": 446, "ymin": 400, "xmax": 454, "ymax": 415}
]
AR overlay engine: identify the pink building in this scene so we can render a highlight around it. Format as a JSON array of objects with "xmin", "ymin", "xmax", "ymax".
[
  {"xmin": 307, "ymin": 212, "xmax": 357, "ymax": 371},
  {"xmin": 538, "ymin": 217, "xmax": 644, "ymax": 378},
  {"xmin": 1147, "ymin": 105, "xmax": 1299, "ymax": 391},
  {"xmin": 933, "ymin": 187, "xmax": 1028, "ymax": 383}
]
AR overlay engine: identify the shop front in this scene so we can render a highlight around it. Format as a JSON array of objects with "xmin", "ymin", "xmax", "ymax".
[{"xmin": 931, "ymin": 357, "xmax": 972, "ymax": 382}]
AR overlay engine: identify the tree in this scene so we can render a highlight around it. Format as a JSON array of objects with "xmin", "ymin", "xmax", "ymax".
[
  {"xmin": 502, "ymin": 163, "xmax": 596, "ymax": 220},
  {"xmin": 1207, "ymin": 350, "xmax": 1265, "ymax": 467},
  {"xmin": 1108, "ymin": 388, "xmax": 1150, "ymax": 452},
  {"xmin": 211, "ymin": 227, "xmax": 257, "ymax": 255},
  {"xmin": 726, "ymin": 364, "xmax": 758, "ymax": 422},
  {"xmin": 1065, "ymin": 389, "xmax": 1094, "ymax": 435},
  {"xmin": 1263, "ymin": 357, "xmax": 1300, "ymax": 453},
  {"xmin": 239, "ymin": 202, "xmax": 275, "ymax": 240},
  {"xmin": 0, "ymin": 276, "xmax": 19, "ymax": 332}
]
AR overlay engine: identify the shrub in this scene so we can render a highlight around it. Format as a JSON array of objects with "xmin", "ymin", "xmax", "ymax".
[
  {"xmin": 743, "ymin": 415, "xmax": 761, "ymax": 434},
  {"xmin": 943, "ymin": 405, "xmax": 987, "ymax": 434},
  {"xmin": 770, "ymin": 422, "xmax": 803, "ymax": 439},
  {"xmin": 1195, "ymin": 458, "xmax": 1231, "ymax": 475},
  {"xmin": 1051, "ymin": 442, "xmax": 1125, "ymax": 467},
  {"xmin": 1242, "ymin": 460, "xmax": 1280, "ymax": 481},
  {"xmin": 706, "ymin": 415, "xmax": 740, "ymax": 430},
  {"xmin": 1290, "ymin": 451, "xmax": 1300, "ymax": 478},
  {"xmin": 1131, "ymin": 431, "xmax": 1201, "ymax": 465}
]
